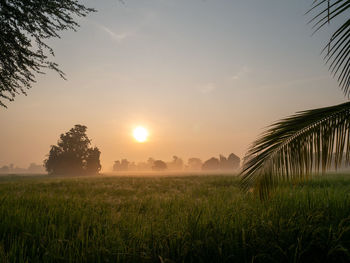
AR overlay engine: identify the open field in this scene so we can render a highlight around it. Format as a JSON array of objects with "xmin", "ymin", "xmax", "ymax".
[{"xmin": 1, "ymin": 174, "xmax": 350, "ymax": 262}]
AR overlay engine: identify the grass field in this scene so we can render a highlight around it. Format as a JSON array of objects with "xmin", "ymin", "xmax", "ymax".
[{"xmin": 1, "ymin": 174, "xmax": 350, "ymax": 262}]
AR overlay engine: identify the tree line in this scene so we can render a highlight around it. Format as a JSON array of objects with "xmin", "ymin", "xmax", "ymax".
[
  {"xmin": 39, "ymin": 124, "xmax": 241, "ymax": 175},
  {"xmin": 0, "ymin": 163, "xmax": 44, "ymax": 174},
  {"xmin": 113, "ymin": 153, "xmax": 240, "ymax": 172},
  {"xmin": 3, "ymin": 1, "xmax": 350, "ymax": 194}
]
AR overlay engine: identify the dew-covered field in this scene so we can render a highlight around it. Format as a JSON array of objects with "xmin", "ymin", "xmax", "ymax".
[{"xmin": 0, "ymin": 174, "xmax": 350, "ymax": 262}]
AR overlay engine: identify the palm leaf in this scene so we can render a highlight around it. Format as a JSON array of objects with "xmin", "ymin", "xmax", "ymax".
[
  {"xmin": 307, "ymin": 0, "xmax": 350, "ymax": 96},
  {"xmin": 240, "ymin": 101, "xmax": 350, "ymax": 199}
]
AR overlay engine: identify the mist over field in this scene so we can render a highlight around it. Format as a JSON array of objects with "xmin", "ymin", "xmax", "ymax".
[
  {"xmin": 0, "ymin": 1, "xmax": 345, "ymax": 171},
  {"xmin": 2, "ymin": 0, "xmax": 350, "ymax": 262}
]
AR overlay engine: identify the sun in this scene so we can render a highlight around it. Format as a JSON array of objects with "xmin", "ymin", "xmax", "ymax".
[{"xmin": 133, "ymin": 126, "xmax": 149, "ymax": 143}]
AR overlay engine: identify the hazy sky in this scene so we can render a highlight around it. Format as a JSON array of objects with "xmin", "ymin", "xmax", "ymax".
[{"xmin": 0, "ymin": 0, "xmax": 347, "ymax": 171}]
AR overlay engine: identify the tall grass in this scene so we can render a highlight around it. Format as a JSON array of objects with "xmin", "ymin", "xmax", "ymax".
[{"xmin": 0, "ymin": 174, "xmax": 350, "ymax": 262}]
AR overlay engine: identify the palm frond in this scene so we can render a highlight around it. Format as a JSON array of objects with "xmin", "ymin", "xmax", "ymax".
[
  {"xmin": 240, "ymin": 101, "xmax": 350, "ymax": 199},
  {"xmin": 307, "ymin": 0, "xmax": 350, "ymax": 96}
]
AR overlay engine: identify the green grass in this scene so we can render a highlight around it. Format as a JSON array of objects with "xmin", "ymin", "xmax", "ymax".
[{"xmin": 1, "ymin": 174, "xmax": 350, "ymax": 262}]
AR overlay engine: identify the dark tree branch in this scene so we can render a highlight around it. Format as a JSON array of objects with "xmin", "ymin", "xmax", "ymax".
[{"xmin": 0, "ymin": 0, "xmax": 95, "ymax": 107}]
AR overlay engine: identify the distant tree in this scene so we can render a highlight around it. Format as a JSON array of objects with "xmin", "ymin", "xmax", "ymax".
[
  {"xmin": 219, "ymin": 155, "xmax": 230, "ymax": 170},
  {"xmin": 128, "ymin": 162, "xmax": 137, "ymax": 171},
  {"xmin": 202, "ymin": 157, "xmax": 220, "ymax": 171},
  {"xmin": 0, "ymin": 164, "xmax": 27, "ymax": 173},
  {"xmin": 113, "ymin": 160, "xmax": 121, "ymax": 171},
  {"xmin": 27, "ymin": 163, "xmax": 45, "ymax": 174},
  {"xmin": 152, "ymin": 160, "xmax": 167, "ymax": 171},
  {"xmin": 120, "ymin": 159, "xmax": 130, "ymax": 171},
  {"xmin": 147, "ymin": 157, "xmax": 155, "ymax": 166},
  {"xmin": 44, "ymin": 124, "xmax": 101, "ymax": 175},
  {"xmin": 0, "ymin": 0, "xmax": 95, "ymax": 107},
  {"xmin": 187, "ymin": 158, "xmax": 202, "ymax": 170},
  {"xmin": 168, "ymin": 155, "xmax": 184, "ymax": 170},
  {"xmin": 134, "ymin": 161, "xmax": 146, "ymax": 171},
  {"xmin": 113, "ymin": 159, "xmax": 129, "ymax": 171},
  {"xmin": 228, "ymin": 153, "xmax": 240, "ymax": 170},
  {"xmin": 218, "ymin": 153, "xmax": 241, "ymax": 170},
  {"xmin": 0, "ymin": 165, "xmax": 9, "ymax": 174},
  {"xmin": 140, "ymin": 157, "xmax": 154, "ymax": 170}
]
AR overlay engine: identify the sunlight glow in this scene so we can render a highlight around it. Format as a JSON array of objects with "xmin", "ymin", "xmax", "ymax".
[{"xmin": 133, "ymin": 126, "xmax": 149, "ymax": 143}]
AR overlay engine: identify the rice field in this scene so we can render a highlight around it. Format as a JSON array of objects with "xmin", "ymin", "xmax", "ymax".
[{"xmin": 0, "ymin": 174, "xmax": 350, "ymax": 262}]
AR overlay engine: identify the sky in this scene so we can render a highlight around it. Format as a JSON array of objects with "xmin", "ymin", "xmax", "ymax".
[{"xmin": 0, "ymin": 0, "xmax": 348, "ymax": 171}]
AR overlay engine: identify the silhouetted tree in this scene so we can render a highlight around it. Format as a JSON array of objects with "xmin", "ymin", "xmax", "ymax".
[
  {"xmin": 85, "ymin": 147, "xmax": 101, "ymax": 174},
  {"xmin": 44, "ymin": 124, "xmax": 101, "ymax": 175},
  {"xmin": 219, "ymin": 155, "xmax": 230, "ymax": 170},
  {"xmin": 228, "ymin": 153, "xmax": 240, "ymax": 170},
  {"xmin": 152, "ymin": 160, "xmax": 167, "ymax": 171},
  {"xmin": 202, "ymin": 157, "xmax": 220, "ymax": 171},
  {"xmin": 218, "ymin": 153, "xmax": 241, "ymax": 170},
  {"xmin": 0, "ymin": 0, "xmax": 95, "ymax": 107},
  {"xmin": 187, "ymin": 157, "xmax": 202, "ymax": 170},
  {"xmin": 113, "ymin": 159, "xmax": 130, "ymax": 171},
  {"xmin": 120, "ymin": 159, "xmax": 129, "ymax": 171},
  {"xmin": 168, "ymin": 155, "xmax": 184, "ymax": 170}
]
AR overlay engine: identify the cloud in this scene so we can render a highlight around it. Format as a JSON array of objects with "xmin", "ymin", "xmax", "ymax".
[
  {"xmin": 91, "ymin": 10, "xmax": 156, "ymax": 44},
  {"xmin": 231, "ymin": 66, "xmax": 250, "ymax": 81},
  {"xmin": 82, "ymin": 17, "xmax": 132, "ymax": 44},
  {"xmin": 97, "ymin": 24, "xmax": 133, "ymax": 43},
  {"xmin": 199, "ymin": 83, "xmax": 217, "ymax": 94}
]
